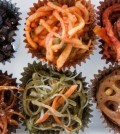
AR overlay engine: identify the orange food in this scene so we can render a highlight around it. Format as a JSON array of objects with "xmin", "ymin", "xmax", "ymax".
[
  {"xmin": 35, "ymin": 85, "xmax": 78, "ymax": 124},
  {"xmin": 93, "ymin": 27, "xmax": 112, "ymax": 47},
  {"xmin": 25, "ymin": 1, "xmax": 93, "ymax": 69},
  {"xmin": 94, "ymin": 4, "xmax": 120, "ymax": 61},
  {"xmin": 0, "ymin": 86, "xmax": 24, "ymax": 134}
]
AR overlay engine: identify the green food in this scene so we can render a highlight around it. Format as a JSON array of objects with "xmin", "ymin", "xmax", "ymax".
[
  {"xmin": 23, "ymin": 69, "xmax": 88, "ymax": 134},
  {"xmin": 53, "ymin": 38, "xmax": 61, "ymax": 44}
]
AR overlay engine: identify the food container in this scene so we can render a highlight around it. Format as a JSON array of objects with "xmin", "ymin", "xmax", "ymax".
[
  {"xmin": 96, "ymin": 0, "xmax": 120, "ymax": 64},
  {"xmin": 0, "ymin": 0, "xmax": 21, "ymax": 64},
  {"xmin": 20, "ymin": 61, "xmax": 92, "ymax": 134},
  {"xmin": 91, "ymin": 63, "xmax": 120, "ymax": 133},
  {"xmin": 24, "ymin": 0, "xmax": 96, "ymax": 70},
  {"xmin": 0, "ymin": 70, "xmax": 23, "ymax": 134}
]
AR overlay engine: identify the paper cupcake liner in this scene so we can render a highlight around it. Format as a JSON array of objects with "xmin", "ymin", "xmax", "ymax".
[
  {"xmin": 97, "ymin": 0, "xmax": 120, "ymax": 64},
  {"xmin": 20, "ymin": 61, "xmax": 93, "ymax": 134},
  {"xmin": 91, "ymin": 63, "xmax": 120, "ymax": 133},
  {"xmin": 24, "ymin": 0, "xmax": 96, "ymax": 69},
  {"xmin": 0, "ymin": 0, "xmax": 21, "ymax": 65},
  {"xmin": 0, "ymin": 70, "xmax": 22, "ymax": 134}
]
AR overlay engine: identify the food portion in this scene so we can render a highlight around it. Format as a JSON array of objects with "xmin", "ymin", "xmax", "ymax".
[
  {"xmin": 25, "ymin": 1, "xmax": 95, "ymax": 69},
  {"xmin": 23, "ymin": 69, "xmax": 89, "ymax": 133},
  {"xmin": 96, "ymin": 69, "xmax": 120, "ymax": 126},
  {"xmin": 0, "ymin": 5, "xmax": 19, "ymax": 62},
  {"xmin": 94, "ymin": 4, "xmax": 120, "ymax": 61},
  {"xmin": 0, "ymin": 73, "xmax": 24, "ymax": 134}
]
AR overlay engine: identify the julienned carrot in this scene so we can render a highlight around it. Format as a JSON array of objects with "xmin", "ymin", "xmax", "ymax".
[
  {"xmin": 53, "ymin": 116, "xmax": 62, "ymax": 125},
  {"xmin": 35, "ymin": 85, "xmax": 78, "ymax": 124},
  {"xmin": 52, "ymin": 88, "xmax": 73, "ymax": 130},
  {"xmin": 93, "ymin": 26, "xmax": 112, "ymax": 47},
  {"xmin": 35, "ymin": 89, "xmax": 65, "ymax": 124},
  {"xmin": 55, "ymin": 85, "xmax": 78, "ymax": 109},
  {"xmin": 52, "ymin": 89, "xmax": 67, "ymax": 126},
  {"xmin": 52, "ymin": 88, "xmax": 65, "ymax": 108},
  {"xmin": 49, "ymin": 86, "xmax": 76, "ymax": 129}
]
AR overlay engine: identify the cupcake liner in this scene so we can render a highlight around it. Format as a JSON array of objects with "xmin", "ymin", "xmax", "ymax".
[
  {"xmin": 0, "ymin": 0, "xmax": 21, "ymax": 65},
  {"xmin": 91, "ymin": 63, "xmax": 120, "ymax": 133},
  {"xmin": 24, "ymin": 0, "xmax": 96, "ymax": 69},
  {"xmin": 97, "ymin": 0, "xmax": 120, "ymax": 64},
  {"xmin": 0, "ymin": 70, "xmax": 23, "ymax": 134},
  {"xmin": 20, "ymin": 61, "xmax": 93, "ymax": 134}
]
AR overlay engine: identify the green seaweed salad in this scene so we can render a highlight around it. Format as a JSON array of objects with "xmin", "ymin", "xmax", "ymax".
[{"xmin": 22, "ymin": 69, "xmax": 89, "ymax": 134}]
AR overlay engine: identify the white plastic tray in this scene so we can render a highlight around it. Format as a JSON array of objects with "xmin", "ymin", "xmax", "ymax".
[{"xmin": 0, "ymin": 0, "xmax": 113, "ymax": 134}]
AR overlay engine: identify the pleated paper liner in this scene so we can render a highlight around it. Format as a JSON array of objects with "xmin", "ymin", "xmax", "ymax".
[
  {"xmin": 97, "ymin": 0, "xmax": 120, "ymax": 64},
  {"xmin": 0, "ymin": 70, "xmax": 22, "ymax": 134},
  {"xmin": 24, "ymin": 0, "xmax": 96, "ymax": 69},
  {"xmin": 0, "ymin": 0, "xmax": 21, "ymax": 65},
  {"xmin": 20, "ymin": 61, "xmax": 93, "ymax": 134},
  {"xmin": 91, "ymin": 63, "xmax": 120, "ymax": 134}
]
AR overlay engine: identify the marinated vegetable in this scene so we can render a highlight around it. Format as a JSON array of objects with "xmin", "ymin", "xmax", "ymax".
[
  {"xmin": 23, "ymin": 69, "xmax": 89, "ymax": 133},
  {"xmin": 25, "ymin": 0, "xmax": 95, "ymax": 69},
  {"xmin": 0, "ymin": 73, "xmax": 24, "ymax": 134},
  {"xmin": 94, "ymin": 3, "xmax": 120, "ymax": 61}
]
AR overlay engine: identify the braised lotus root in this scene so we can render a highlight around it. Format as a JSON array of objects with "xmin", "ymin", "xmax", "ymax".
[
  {"xmin": 0, "ymin": 73, "xmax": 24, "ymax": 134},
  {"xmin": 96, "ymin": 70, "xmax": 120, "ymax": 126}
]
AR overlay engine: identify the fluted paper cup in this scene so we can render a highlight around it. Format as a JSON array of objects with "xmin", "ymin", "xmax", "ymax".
[
  {"xmin": 20, "ymin": 61, "xmax": 93, "ymax": 134},
  {"xmin": 91, "ymin": 63, "xmax": 120, "ymax": 133}
]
